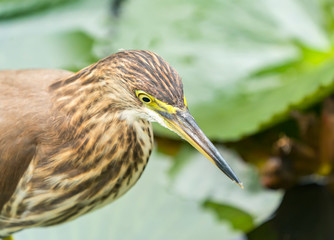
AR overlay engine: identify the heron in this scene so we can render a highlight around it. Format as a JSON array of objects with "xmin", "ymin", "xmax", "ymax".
[{"xmin": 0, "ymin": 50, "xmax": 241, "ymax": 239}]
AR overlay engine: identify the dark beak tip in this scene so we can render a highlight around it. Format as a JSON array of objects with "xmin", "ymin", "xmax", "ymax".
[
  {"xmin": 169, "ymin": 110, "xmax": 244, "ymax": 189},
  {"xmin": 236, "ymin": 181, "xmax": 244, "ymax": 189},
  {"xmin": 227, "ymin": 172, "xmax": 243, "ymax": 189}
]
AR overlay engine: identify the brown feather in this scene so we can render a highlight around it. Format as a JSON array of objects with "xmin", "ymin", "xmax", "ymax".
[
  {"xmin": 0, "ymin": 50, "xmax": 182, "ymax": 237},
  {"xmin": 0, "ymin": 69, "xmax": 72, "ymax": 212}
]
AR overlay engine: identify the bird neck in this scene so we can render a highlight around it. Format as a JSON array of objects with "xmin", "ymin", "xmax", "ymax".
[
  {"xmin": 50, "ymin": 87, "xmax": 133, "ymax": 143},
  {"xmin": 47, "ymin": 67, "xmax": 150, "ymax": 157},
  {"xmin": 49, "ymin": 65, "xmax": 136, "ymax": 120}
]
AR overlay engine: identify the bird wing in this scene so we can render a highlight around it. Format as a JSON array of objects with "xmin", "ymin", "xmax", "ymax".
[
  {"xmin": 0, "ymin": 133, "xmax": 37, "ymax": 213},
  {"xmin": 0, "ymin": 69, "xmax": 72, "ymax": 212}
]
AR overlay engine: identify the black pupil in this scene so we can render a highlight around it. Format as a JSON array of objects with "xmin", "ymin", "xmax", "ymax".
[{"xmin": 142, "ymin": 97, "xmax": 150, "ymax": 103}]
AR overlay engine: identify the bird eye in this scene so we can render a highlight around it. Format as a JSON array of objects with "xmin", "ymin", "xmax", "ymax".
[
  {"xmin": 138, "ymin": 94, "xmax": 152, "ymax": 104},
  {"xmin": 142, "ymin": 97, "xmax": 151, "ymax": 103}
]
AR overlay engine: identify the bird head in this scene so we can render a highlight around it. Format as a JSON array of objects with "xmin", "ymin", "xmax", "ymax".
[{"xmin": 88, "ymin": 50, "xmax": 242, "ymax": 186}]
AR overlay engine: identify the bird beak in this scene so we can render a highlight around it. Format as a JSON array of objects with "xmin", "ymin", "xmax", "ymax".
[{"xmin": 160, "ymin": 109, "xmax": 243, "ymax": 188}]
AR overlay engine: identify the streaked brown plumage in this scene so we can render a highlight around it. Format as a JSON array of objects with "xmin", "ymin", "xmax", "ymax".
[{"xmin": 0, "ymin": 50, "xmax": 241, "ymax": 238}]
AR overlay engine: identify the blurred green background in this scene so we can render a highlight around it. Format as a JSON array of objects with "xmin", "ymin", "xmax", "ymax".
[{"xmin": 1, "ymin": 0, "xmax": 334, "ymax": 239}]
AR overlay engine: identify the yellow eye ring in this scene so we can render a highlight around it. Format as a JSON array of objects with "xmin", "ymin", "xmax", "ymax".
[
  {"xmin": 139, "ymin": 94, "xmax": 152, "ymax": 103},
  {"xmin": 136, "ymin": 90, "xmax": 153, "ymax": 104}
]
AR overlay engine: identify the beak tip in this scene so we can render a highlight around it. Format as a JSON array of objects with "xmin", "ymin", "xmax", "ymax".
[
  {"xmin": 216, "ymin": 160, "xmax": 243, "ymax": 189},
  {"xmin": 166, "ymin": 110, "xmax": 244, "ymax": 189},
  {"xmin": 236, "ymin": 181, "xmax": 244, "ymax": 189},
  {"xmin": 229, "ymin": 174, "xmax": 243, "ymax": 189},
  {"xmin": 223, "ymin": 166, "xmax": 243, "ymax": 189}
]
